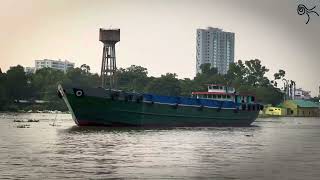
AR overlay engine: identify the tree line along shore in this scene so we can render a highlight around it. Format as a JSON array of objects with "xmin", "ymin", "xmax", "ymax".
[{"xmin": 1, "ymin": 59, "xmax": 318, "ymax": 112}]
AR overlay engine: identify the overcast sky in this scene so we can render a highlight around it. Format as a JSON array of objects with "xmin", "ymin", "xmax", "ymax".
[{"xmin": 0, "ymin": 0, "xmax": 319, "ymax": 96}]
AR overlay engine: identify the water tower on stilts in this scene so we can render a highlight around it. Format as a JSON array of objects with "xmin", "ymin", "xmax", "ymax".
[{"xmin": 99, "ymin": 28, "xmax": 120, "ymax": 89}]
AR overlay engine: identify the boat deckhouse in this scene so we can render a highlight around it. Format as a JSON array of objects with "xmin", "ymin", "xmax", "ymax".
[{"xmin": 192, "ymin": 84, "xmax": 255, "ymax": 104}]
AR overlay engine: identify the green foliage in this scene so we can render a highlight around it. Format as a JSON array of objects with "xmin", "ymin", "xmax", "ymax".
[
  {"xmin": 226, "ymin": 59, "xmax": 270, "ymax": 88},
  {"xmin": 226, "ymin": 60, "xmax": 246, "ymax": 86},
  {"xmin": 272, "ymin": 69, "xmax": 286, "ymax": 87},
  {"xmin": 145, "ymin": 73, "xmax": 181, "ymax": 96},
  {"xmin": 80, "ymin": 64, "xmax": 91, "ymax": 74},
  {"xmin": 0, "ymin": 69, "xmax": 8, "ymax": 110},
  {"xmin": 0, "ymin": 59, "xmax": 287, "ymax": 111},
  {"xmin": 244, "ymin": 59, "xmax": 269, "ymax": 87},
  {"xmin": 274, "ymin": 69, "xmax": 285, "ymax": 80},
  {"xmin": 0, "ymin": 64, "xmax": 100, "ymax": 111},
  {"xmin": 179, "ymin": 78, "xmax": 195, "ymax": 97},
  {"xmin": 117, "ymin": 65, "xmax": 149, "ymax": 92},
  {"xmin": 225, "ymin": 59, "xmax": 285, "ymax": 105},
  {"xmin": 65, "ymin": 67, "xmax": 100, "ymax": 87},
  {"xmin": 199, "ymin": 63, "xmax": 218, "ymax": 75},
  {"xmin": 5, "ymin": 65, "xmax": 29, "ymax": 100},
  {"xmin": 224, "ymin": 59, "xmax": 284, "ymax": 105},
  {"xmin": 32, "ymin": 68, "xmax": 66, "ymax": 99}
]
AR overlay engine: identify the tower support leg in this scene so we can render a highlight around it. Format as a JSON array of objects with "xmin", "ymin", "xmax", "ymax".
[{"xmin": 101, "ymin": 43, "xmax": 117, "ymax": 89}]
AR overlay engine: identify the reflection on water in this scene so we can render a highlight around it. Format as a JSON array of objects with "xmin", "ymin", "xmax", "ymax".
[{"xmin": 0, "ymin": 113, "xmax": 320, "ymax": 179}]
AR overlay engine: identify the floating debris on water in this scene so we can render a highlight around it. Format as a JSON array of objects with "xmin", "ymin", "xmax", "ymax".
[
  {"xmin": 245, "ymin": 134, "xmax": 253, "ymax": 137},
  {"xmin": 16, "ymin": 124, "xmax": 30, "ymax": 128},
  {"xmin": 13, "ymin": 119, "xmax": 39, "ymax": 123},
  {"xmin": 13, "ymin": 120, "xmax": 24, "ymax": 122},
  {"xmin": 49, "ymin": 123, "xmax": 61, "ymax": 127},
  {"xmin": 27, "ymin": 119, "xmax": 39, "ymax": 122}
]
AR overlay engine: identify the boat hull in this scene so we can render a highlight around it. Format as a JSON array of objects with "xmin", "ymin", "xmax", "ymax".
[{"xmin": 58, "ymin": 85, "xmax": 259, "ymax": 127}]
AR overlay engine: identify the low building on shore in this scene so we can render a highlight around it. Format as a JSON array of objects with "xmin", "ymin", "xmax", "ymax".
[{"xmin": 282, "ymin": 100, "xmax": 320, "ymax": 117}]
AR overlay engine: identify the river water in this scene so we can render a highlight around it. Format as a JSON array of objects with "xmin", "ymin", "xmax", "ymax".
[{"xmin": 0, "ymin": 113, "xmax": 320, "ymax": 179}]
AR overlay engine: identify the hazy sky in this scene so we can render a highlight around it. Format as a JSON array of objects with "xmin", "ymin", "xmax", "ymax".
[{"xmin": 0, "ymin": 0, "xmax": 319, "ymax": 96}]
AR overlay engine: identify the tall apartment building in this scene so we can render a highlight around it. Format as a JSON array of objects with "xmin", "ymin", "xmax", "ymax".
[
  {"xmin": 35, "ymin": 59, "xmax": 75, "ymax": 73},
  {"xmin": 196, "ymin": 27, "xmax": 235, "ymax": 74}
]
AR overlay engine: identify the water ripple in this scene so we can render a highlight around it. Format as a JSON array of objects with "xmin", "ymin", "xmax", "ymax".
[{"xmin": 1, "ymin": 113, "xmax": 320, "ymax": 179}]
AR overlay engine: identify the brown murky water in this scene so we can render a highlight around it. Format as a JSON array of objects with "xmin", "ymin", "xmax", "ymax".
[{"xmin": 1, "ymin": 113, "xmax": 320, "ymax": 179}]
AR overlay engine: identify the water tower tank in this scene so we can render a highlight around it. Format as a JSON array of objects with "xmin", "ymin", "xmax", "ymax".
[{"xmin": 99, "ymin": 28, "xmax": 120, "ymax": 44}]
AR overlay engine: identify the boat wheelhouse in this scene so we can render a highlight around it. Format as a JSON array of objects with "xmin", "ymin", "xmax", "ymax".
[{"xmin": 191, "ymin": 84, "xmax": 256, "ymax": 104}]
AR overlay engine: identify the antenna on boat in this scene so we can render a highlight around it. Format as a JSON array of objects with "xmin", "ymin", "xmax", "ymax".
[{"xmin": 99, "ymin": 28, "xmax": 120, "ymax": 89}]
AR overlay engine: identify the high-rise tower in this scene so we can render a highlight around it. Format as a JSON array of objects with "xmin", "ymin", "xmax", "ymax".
[{"xmin": 196, "ymin": 27, "xmax": 235, "ymax": 74}]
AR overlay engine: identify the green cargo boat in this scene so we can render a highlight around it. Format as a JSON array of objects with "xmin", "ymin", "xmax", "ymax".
[{"xmin": 57, "ymin": 84, "xmax": 262, "ymax": 127}]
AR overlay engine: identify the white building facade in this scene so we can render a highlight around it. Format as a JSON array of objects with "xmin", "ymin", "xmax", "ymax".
[
  {"xmin": 24, "ymin": 67, "xmax": 35, "ymax": 74},
  {"xmin": 294, "ymin": 88, "xmax": 312, "ymax": 100},
  {"xmin": 35, "ymin": 59, "xmax": 75, "ymax": 73},
  {"xmin": 196, "ymin": 27, "xmax": 235, "ymax": 74}
]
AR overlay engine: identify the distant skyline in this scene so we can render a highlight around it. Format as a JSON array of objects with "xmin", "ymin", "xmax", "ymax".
[{"xmin": 0, "ymin": 0, "xmax": 319, "ymax": 96}]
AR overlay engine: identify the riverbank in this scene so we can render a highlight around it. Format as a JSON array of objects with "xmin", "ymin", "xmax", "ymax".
[
  {"xmin": 258, "ymin": 113, "xmax": 320, "ymax": 118},
  {"xmin": 0, "ymin": 101, "xmax": 68, "ymax": 113}
]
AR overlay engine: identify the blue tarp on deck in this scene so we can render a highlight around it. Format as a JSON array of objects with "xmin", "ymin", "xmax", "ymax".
[{"xmin": 143, "ymin": 94, "xmax": 236, "ymax": 109}]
